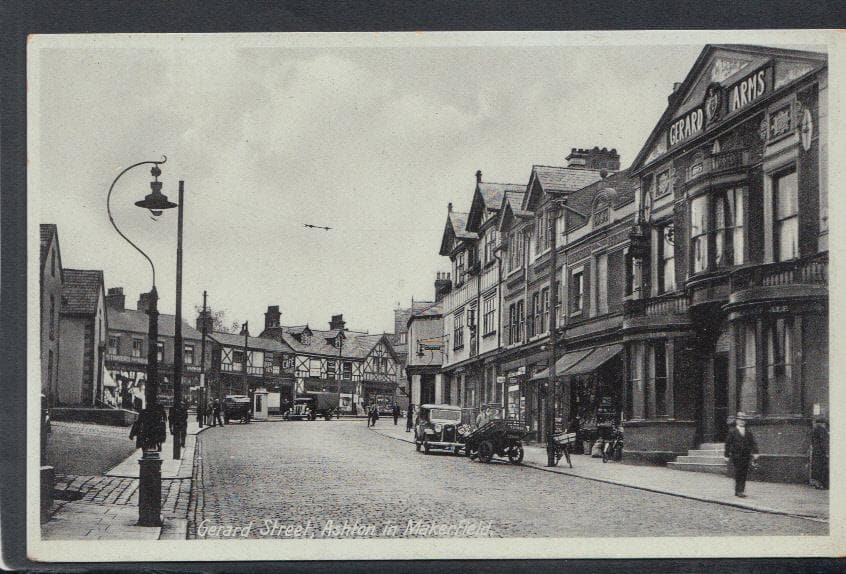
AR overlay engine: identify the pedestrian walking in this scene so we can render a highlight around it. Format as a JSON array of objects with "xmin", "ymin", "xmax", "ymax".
[
  {"xmin": 196, "ymin": 399, "xmax": 205, "ymax": 428},
  {"xmin": 212, "ymin": 399, "xmax": 224, "ymax": 427},
  {"xmin": 406, "ymin": 403, "xmax": 414, "ymax": 432},
  {"xmin": 810, "ymin": 415, "xmax": 829, "ymax": 489},
  {"xmin": 369, "ymin": 405, "xmax": 380, "ymax": 427},
  {"xmin": 392, "ymin": 403, "xmax": 401, "ymax": 425},
  {"xmin": 724, "ymin": 412, "xmax": 759, "ymax": 498}
]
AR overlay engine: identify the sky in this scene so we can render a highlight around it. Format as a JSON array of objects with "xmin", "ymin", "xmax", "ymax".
[{"xmin": 30, "ymin": 32, "xmax": 826, "ymax": 335}]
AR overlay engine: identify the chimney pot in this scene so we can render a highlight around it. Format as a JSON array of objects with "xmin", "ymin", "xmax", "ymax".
[
  {"xmin": 106, "ymin": 287, "xmax": 125, "ymax": 310},
  {"xmin": 476, "ymin": 170, "xmax": 482, "ymax": 184},
  {"xmin": 448, "ymin": 202, "xmax": 453, "ymax": 213}
]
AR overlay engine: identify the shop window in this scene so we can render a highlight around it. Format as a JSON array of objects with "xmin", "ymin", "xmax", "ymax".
[
  {"xmin": 453, "ymin": 311, "xmax": 464, "ymax": 349},
  {"xmin": 774, "ymin": 171, "xmax": 799, "ymax": 262},
  {"xmin": 571, "ymin": 270, "xmax": 584, "ymax": 313},
  {"xmin": 737, "ymin": 324, "xmax": 757, "ymax": 413},
  {"xmin": 690, "ymin": 195, "xmax": 708, "ymax": 273},
  {"xmin": 594, "ymin": 253, "xmax": 608, "ymax": 316},
  {"xmin": 765, "ymin": 317, "xmax": 793, "ymax": 414},
  {"xmin": 657, "ymin": 225, "xmax": 676, "ymax": 294},
  {"xmin": 627, "ymin": 343, "xmax": 644, "ymax": 419}
]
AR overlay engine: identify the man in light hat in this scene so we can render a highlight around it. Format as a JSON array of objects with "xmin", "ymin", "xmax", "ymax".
[{"xmin": 724, "ymin": 412, "xmax": 759, "ymax": 498}]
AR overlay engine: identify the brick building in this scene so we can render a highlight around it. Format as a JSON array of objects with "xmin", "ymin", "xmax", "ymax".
[
  {"xmin": 622, "ymin": 44, "xmax": 827, "ymax": 481},
  {"xmin": 40, "ymin": 224, "xmax": 63, "ymax": 407}
]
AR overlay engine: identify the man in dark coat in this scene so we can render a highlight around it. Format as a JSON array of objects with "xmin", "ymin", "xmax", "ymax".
[
  {"xmin": 406, "ymin": 404, "xmax": 414, "ymax": 432},
  {"xmin": 392, "ymin": 403, "xmax": 401, "ymax": 425},
  {"xmin": 170, "ymin": 400, "xmax": 189, "ymax": 448},
  {"xmin": 811, "ymin": 416, "xmax": 829, "ymax": 489},
  {"xmin": 724, "ymin": 412, "xmax": 758, "ymax": 497},
  {"xmin": 212, "ymin": 399, "xmax": 224, "ymax": 427}
]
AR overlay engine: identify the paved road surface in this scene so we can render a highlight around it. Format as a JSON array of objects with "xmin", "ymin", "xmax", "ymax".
[{"xmin": 188, "ymin": 420, "xmax": 826, "ymax": 538}]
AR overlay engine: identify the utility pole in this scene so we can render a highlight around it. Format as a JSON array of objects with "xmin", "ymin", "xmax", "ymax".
[
  {"xmin": 172, "ymin": 181, "xmax": 184, "ymax": 460},
  {"xmin": 546, "ymin": 200, "xmax": 562, "ymax": 467},
  {"xmin": 198, "ymin": 290, "xmax": 207, "ymax": 427},
  {"xmin": 242, "ymin": 321, "xmax": 249, "ymax": 395}
]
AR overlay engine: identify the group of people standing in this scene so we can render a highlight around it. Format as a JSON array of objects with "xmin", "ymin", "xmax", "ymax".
[
  {"xmin": 197, "ymin": 399, "xmax": 224, "ymax": 427},
  {"xmin": 128, "ymin": 400, "xmax": 189, "ymax": 451},
  {"xmin": 366, "ymin": 403, "xmax": 405, "ymax": 427}
]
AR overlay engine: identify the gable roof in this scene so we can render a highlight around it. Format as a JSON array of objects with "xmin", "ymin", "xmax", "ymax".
[
  {"xmin": 60, "ymin": 269, "xmax": 105, "ymax": 316},
  {"xmin": 467, "ymin": 181, "xmax": 526, "ymax": 232},
  {"xmin": 408, "ymin": 301, "xmax": 443, "ymax": 326},
  {"xmin": 497, "ymin": 189, "xmax": 532, "ymax": 233},
  {"xmin": 108, "ymin": 308, "xmax": 205, "ymax": 341},
  {"xmin": 631, "ymin": 44, "xmax": 827, "ymax": 174},
  {"xmin": 40, "ymin": 223, "xmax": 62, "ymax": 275},
  {"xmin": 209, "ymin": 331, "xmax": 291, "ymax": 353},
  {"xmin": 523, "ymin": 165, "xmax": 604, "ymax": 212},
  {"xmin": 438, "ymin": 210, "xmax": 477, "ymax": 256}
]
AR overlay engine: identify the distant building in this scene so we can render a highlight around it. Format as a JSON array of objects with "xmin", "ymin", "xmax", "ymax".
[
  {"xmin": 58, "ymin": 269, "xmax": 108, "ymax": 406},
  {"xmin": 40, "ymin": 224, "xmax": 63, "ymax": 407},
  {"xmin": 260, "ymin": 309, "xmax": 401, "ymax": 413},
  {"xmin": 104, "ymin": 287, "xmax": 210, "ymax": 409},
  {"xmin": 389, "ymin": 300, "xmax": 435, "ymax": 411}
]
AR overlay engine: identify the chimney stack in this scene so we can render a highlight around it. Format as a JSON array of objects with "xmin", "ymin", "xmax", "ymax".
[
  {"xmin": 435, "ymin": 271, "xmax": 452, "ymax": 302},
  {"xmin": 265, "ymin": 305, "xmax": 281, "ymax": 330},
  {"xmin": 329, "ymin": 314, "xmax": 346, "ymax": 331},
  {"xmin": 447, "ymin": 202, "xmax": 453, "ymax": 213},
  {"xmin": 475, "ymin": 170, "xmax": 482, "ymax": 184},
  {"xmin": 137, "ymin": 292, "xmax": 152, "ymax": 312},
  {"xmin": 196, "ymin": 308, "xmax": 214, "ymax": 333},
  {"xmin": 565, "ymin": 146, "xmax": 620, "ymax": 171},
  {"xmin": 106, "ymin": 287, "xmax": 125, "ymax": 310},
  {"xmin": 239, "ymin": 321, "xmax": 250, "ymax": 336}
]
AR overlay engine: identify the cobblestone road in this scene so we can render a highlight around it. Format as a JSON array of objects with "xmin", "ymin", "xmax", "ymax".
[{"xmin": 188, "ymin": 420, "xmax": 826, "ymax": 539}]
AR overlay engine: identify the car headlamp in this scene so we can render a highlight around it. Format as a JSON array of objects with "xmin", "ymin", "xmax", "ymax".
[{"xmin": 434, "ymin": 423, "xmax": 443, "ymax": 432}]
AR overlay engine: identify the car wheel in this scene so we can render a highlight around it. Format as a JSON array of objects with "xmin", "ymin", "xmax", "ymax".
[
  {"xmin": 224, "ymin": 416, "xmax": 229, "ymax": 424},
  {"xmin": 423, "ymin": 439, "xmax": 431, "ymax": 454},
  {"xmin": 478, "ymin": 441, "xmax": 494, "ymax": 463},
  {"xmin": 416, "ymin": 441, "xmax": 421, "ymax": 452},
  {"xmin": 508, "ymin": 444, "xmax": 524, "ymax": 464}
]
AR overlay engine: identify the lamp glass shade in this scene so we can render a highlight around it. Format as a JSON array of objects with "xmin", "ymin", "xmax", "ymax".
[{"xmin": 135, "ymin": 190, "xmax": 177, "ymax": 213}]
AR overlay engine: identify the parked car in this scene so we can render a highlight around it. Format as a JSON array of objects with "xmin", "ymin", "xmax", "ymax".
[
  {"xmin": 414, "ymin": 403, "xmax": 464, "ymax": 455},
  {"xmin": 222, "ymin": 395, "xmax": 252, "ymax": 424}
]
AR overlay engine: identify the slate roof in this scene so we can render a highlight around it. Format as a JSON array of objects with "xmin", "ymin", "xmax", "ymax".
[
  {"xmin": 410, "ymin": 301, "xmax": 443, "ymax": 322},
  {"xmin": 564, "ymin": 168, "xmax": 637, "ymax": 229},
  {"xmin": 450, "ymin": 211, "xmax": 477, "ymax": 240},
  {"xmin": 504, "ymin": 190, "xmax": 532, "ymax": 217},
  {"xmin": 40, "ymin": 224, "xmax": 58, "ymax": 268},
  {"xmin": 478, "ymin": 182, "xmax": 524, "ymax": 211},
  {"xmin": 532, "ymin": 165, "xmax": 604, "ymax": 194},
  {"xmin": 60, "ymin": 269, "xmax": 104, "ymax": 316},
  {"xmin": 108, "ymin": 308, "xmax": 205, "ymax": 340},
  {"xmin": 209, "ymin": 331, "xmax": 291, "ymax": 352}
]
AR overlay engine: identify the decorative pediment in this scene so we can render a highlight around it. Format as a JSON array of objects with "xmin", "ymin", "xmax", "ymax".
[{"xmin": 632, "ymin": 44, "xmax": 826, "ymax": 173}]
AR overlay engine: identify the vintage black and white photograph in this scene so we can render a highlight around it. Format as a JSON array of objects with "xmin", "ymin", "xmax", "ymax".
[{"xmin": 27, "ymin": 30, "xmax": 841, "ymax": 561}]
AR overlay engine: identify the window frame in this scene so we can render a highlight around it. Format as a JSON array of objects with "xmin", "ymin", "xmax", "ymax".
[
  {"xmin": 773, "ymin": 169, "xmax": 799, "ymax": 262},
  {"xmin": 571, "ymin": 269, "xmax": 584, "ymax": 314},
  {"xmin": 132, "ymin": 338, "xmax": 144, "ymax": 358},
  {"xmin": 453, "ymin": 310, "xmax": 465, "ymax": 350},
  {"xmin": 482, "ymin": 294, "xmax": 496, "ymax": 336},
  {"xmin": 184, "ymin": 344, "xmax": 195, "ymax": 365}
]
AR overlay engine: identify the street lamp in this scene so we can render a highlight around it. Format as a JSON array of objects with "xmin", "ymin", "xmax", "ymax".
[{"xmin": 106, "ymin": 156, "xmax": 177, "ymax": 527}]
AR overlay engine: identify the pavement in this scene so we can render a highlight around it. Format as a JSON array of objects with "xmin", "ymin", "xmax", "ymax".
[
  {"xmin": 41, "ymin": 414, "xmax": 209, "ymax": 541},
  {"xmin": 190, "ymin": 419, "xmax": 824, "ymax": 538},
  {"xmin": 369, "ymin": 422, "xmax": 829, "ymax": 522}
]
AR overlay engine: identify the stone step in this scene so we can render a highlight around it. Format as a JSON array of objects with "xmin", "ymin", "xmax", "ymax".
[
  {"xmin": 666, "ymin": 461, "xmax": 729, "ymax": 474},
  {"xmin": 675, "ymin": 455, "xmax": 729, "ymax": 464},
  {"xmin": 698, "ymin": 442, "xmax": 726, "ymax": 451},
  {"xmin": 686, "ymin": 448, "xmax": 726, "ymax": 457}
]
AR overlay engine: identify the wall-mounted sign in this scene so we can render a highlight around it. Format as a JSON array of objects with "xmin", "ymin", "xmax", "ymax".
[
  {"xmin": 704, "ymin": 83, "xmax": 723, "ymax": 124},
  {"xmin": 656, "ymin": 169, "xmax": 671, "ymax": 196},
  {"xmin": 728, "ymin": 67, "xmax": 768, "ymax": 114},
  {"xmin": 669, "ymin": 106, "xmax": 704, "ymax": 146},
  {"xmin": 769, "ymin": 104, "xmax": 792, "ymax": 139}
]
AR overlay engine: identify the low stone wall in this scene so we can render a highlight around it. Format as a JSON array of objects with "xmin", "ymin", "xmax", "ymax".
[
  {"xmin": 622, "ymin": 419, "xmax": 698, "ymax": 466},
  {"xmin": 51, "ymin": 407, "xmax": 138, "ymax": 427}
]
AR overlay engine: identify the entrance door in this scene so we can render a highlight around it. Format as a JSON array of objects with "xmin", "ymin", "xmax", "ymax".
[
  {"xmin": 421, "ymin": 374, "xmax": 436, "ymax": 405},
  {"xmin": 713, "ymin": 354, "xmax": 729, "ymax": 442}
]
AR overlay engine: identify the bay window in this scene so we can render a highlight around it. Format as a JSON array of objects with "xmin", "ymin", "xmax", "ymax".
[
  {"xmin": 737, "ymin": 323, "xmax": 757, "ymax": 413},
  {"xmin": 714, "ymin": 187, "xmax": 744, "ymax": 268},
  {"xmin": 658, "ymin": 225, "xmax": 676, "ymax": 293},
  {"xmin": 690, "ymin": 195, "xmax": 708, "ymax": 273},
  {"xmin": 765, "ymin": 317, "xmax": 793, "ymax": 414}
]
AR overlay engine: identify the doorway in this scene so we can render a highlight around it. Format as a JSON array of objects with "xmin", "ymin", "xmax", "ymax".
[{"xmin": 713, "ymin": 353, "xmax": 729, "ymax": 442}]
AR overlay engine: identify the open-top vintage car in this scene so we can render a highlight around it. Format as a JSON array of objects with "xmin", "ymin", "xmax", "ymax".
[{"xmin": 414, "ymin": 404, "xmax": 464, "ymax": 455}]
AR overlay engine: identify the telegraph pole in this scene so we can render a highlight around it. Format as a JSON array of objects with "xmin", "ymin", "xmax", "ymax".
[
  {"xmin": 198, "ymin": 290, "xmax": 207, "ymax": 427},
  {"xmin": 172, "ymin": 181, "xmax": 184, "ymax": 460}
]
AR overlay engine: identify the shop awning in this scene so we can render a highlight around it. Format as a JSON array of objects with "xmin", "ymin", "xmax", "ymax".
[
  {"xmin": 529, "ymin": 348, "xmax": 594, "ymax": 381},
  {"xmin": 564, "ymin": 344, "xmax": 622, "ymax": 377}
]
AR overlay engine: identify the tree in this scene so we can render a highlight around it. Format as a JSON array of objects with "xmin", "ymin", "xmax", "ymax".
[{"xmin": 194, "ymin": 305, "xmax": 241, "ymax": 334}]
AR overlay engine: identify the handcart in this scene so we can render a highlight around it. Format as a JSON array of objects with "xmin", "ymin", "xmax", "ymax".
[
  {"xmin": 548, "ymin": 431, "xmax": 576, "ymax": 468},
  {"xmin": 463, "ymin": 419, "xmax": 527, "ymax": 464}
]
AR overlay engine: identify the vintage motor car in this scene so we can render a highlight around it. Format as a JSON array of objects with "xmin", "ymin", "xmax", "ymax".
[
  {"xmin": 222, "ymin": 395, "xmax": 252, "ymax": 424},
  {"xmin": 414, "ymin": 403, "xmax": 464, "ymax": 455},
  {"xmin": 285, "ymin": 393, "xmax": 337, "ymax": 421}
]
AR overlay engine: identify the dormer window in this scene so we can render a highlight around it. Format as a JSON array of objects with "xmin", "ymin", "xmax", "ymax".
[{"xmin": 301, "ymin": 334, "xmax": 311, "ymax": 345}]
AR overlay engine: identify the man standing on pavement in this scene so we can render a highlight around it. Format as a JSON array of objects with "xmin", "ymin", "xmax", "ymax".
[
  {"xmin": 725, "ymin": 412, "xmax": 759, "ymax": 498},
  {"xmin": 406, "ymin": 403, "xmax": 414, "ymax": 432},
  {"xmin": 392, "ymin": 403, "xmax": 401, "ymax": 425},
  {"xmin": 212, "ymin": 399, "xmax": 224, "ymax": 427},
  {"xmin": 170, "ymin": 400, "xmax": 189, "ymax": 448}
]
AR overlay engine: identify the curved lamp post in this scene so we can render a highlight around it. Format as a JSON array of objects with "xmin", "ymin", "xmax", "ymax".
[{"xmin": 106, "ymin": 156, "xmax": 176, "ymax": 527}]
